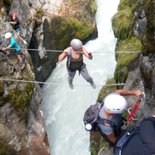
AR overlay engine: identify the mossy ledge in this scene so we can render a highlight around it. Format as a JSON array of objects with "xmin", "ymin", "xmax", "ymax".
[
  {"xmin": 112, "ymin": 0, "xmax": 142, "ymax": 84},
  {"xmin": 49, "ymin": 16, "xmax": 95, "ymax": 49}
]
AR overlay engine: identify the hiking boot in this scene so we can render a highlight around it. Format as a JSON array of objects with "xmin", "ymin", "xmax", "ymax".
[
  {"xmin": 69, "ymin": 82, "xmax": 74, "ymax": 89},
  {"xmin": 90, "ymin": 82, "xmax": 96, "ymax": 89}
]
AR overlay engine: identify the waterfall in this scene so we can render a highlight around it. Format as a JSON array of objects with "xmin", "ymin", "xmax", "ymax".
[{"xmin": 42, "ymin": 0, "xmax": 120, "ymax": 155}]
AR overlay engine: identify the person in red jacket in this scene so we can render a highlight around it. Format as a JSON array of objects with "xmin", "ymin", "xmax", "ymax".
[{"xmin": 9, "ymin": 12, "xmax": 27, "ymax": 45}]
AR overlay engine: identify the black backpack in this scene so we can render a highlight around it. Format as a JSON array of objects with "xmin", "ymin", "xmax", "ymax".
[
  {"xmin": 113, "ymin": 126, "xmax": 139, "ymax": 155},
  {"xmin": 113, "ymin": 117, "xmax": 155, "ymax": 155},
  {"xmin": 83, "ymin": 102, "xmax": 117, "ymax": 131}
]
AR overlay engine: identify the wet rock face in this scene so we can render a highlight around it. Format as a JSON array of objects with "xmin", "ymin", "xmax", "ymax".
[
  {"xmin": 0, "ymin": 54, "xmax": 50, "ymax": 155},
  {"xmin": 0, "ymin": 52, "xmax": 49, "ymax": 155},
  {"xmin": 0, "ymin": 21, "xmax": 49, "ymax": 155}
]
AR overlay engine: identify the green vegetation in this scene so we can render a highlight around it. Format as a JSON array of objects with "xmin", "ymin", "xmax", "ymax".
[
  {"xmin": 89, "ymin": 0, "xmax": 97, "ymax": 13},
  {"xmin": 112, "ymin": 7, "xmax": 132, "ymax": 40},
  {"xmin": 50, "ymin": 16, "xmax": 94, "ymax": 49},
  {"xmin": 35, "ymin": 8, "xmax": 44, "ymax": 19},
  {"xmin": 116, "ymin": 36, "xmax": 142, "ymax": 52},
  {"xmin": 7, "ymin": 83, "xmax": 34, "ymax": 118},
  {"xmin": 98, "ymin": 78, "xmax": 117, "ymax": 102},
  {"xmin": 0, "ymin": 81, "xmax": 4, "ymax": 95},
  {"xmin": 112, "ymin": 0, "xmax": 143, "ymax": 83},
  {"xmin": 114, "ymin": 36, "xmax": 142, "ymax": 84},
  {"xmin": 0, "ymin": 145, "xmax": 7, "ymax": 155}
]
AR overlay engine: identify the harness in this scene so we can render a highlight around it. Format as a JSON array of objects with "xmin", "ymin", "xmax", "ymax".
[
  {"xmin": 97, "ymin": 104, "xmax": 117, "ymax": 128},
  {"xmin": 97, "ymin": 103, "xmax": 122, "ymax": 136},
  {"xmin": 66, "ymin": 48, "xmax": 85, "ymax": 72}
]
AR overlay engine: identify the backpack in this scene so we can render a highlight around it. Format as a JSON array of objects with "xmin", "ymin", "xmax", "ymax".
[
  {"xmin": 113, "ymin": 117, "xmax": 155, "ymax": 155},
  {"xmin": 113, "ymin": 126, "xmax": 139, "ymax": 155},
  {"xmin": 83, "ymin": 102, "xmax": 117, "ymax": 131}
]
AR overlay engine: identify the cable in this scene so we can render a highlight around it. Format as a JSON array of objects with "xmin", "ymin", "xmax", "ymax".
[
  {"xmin": 0, "ymin": 78, "xmax": 125, "ymax": 86},
  {"xmin": 5, "ymin": 47, "xmax": 141, "ymax": 54},
  {"xmin": 98, "ymin": 146, "xmax": 108, "ymax": 155}
]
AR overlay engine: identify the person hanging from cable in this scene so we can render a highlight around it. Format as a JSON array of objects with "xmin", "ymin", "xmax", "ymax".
[
  {"xmin": 9, "ymin": 12, "xmax": 27, "ymax": 45},
  {"xmin": 58, "ymin": 38, "xmax": 96, "ymax": 89},
  {"xmin": 2, "ymin": 32, "xmax": 25, "ymax": 69}
]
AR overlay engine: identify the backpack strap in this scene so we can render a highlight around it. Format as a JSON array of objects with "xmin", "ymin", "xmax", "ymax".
[
  {"xmin": 113, "ymin": 126, "xmax": 139, "ymax": 155},
  {"xmin": 67, "ymin": 48, "xmax": 72, "ymax": 69},
  {"xmin": 97, "ymin": 116, "xmax": 117, "ymax": 129},
  {"xmin": 143, "ymin": 117, "xmax": 155, "ymax": 122},
  {"xmin": 97, "ymin": 102, "xmax": 117, "ymax": 129}
]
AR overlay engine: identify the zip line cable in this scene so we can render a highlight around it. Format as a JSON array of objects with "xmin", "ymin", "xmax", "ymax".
[
  {"xmin": 5, "ymin": 47, "xmax": 141, "ymax": 54},
  {"xmin": 0, "ymin": 78, "xmax": 125, "ymax": 87}
]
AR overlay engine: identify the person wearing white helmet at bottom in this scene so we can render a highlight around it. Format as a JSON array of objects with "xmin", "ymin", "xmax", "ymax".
[
  {"xmin": 58, "ymin": 38, "xmax": 96, "ymax": 89},
  {"xmin": 97, "ymin": 89, "xmax": 143, "ymax": 144}
]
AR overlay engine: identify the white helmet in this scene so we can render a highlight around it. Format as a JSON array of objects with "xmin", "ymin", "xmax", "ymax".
[
  {"xmin": 5, "ymin": 32, "xmax": 12, "ymax": 39},
  {"xmin": 103, "ymin": 93, "xmax": 128, "ymax": 114},
  {"xmin": 70, "ymin": 38, "xmax": 83, "ymax": 50}
]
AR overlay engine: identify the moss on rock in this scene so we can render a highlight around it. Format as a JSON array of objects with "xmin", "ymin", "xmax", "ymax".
[
  {"xmin": 116, "ymin": 36, "xmax": 142, "ymax": 52},
  {"xmin": 7, "ymin": 83, "xmax": 34, "ymax": 118},
  {"xmin": 0, "ymin": 145, "xmax": 7, "ymax": 155},
  {"xmin": 98, "ymin": 78, "xmax": 117, "ymax": 102},
  {"xmin": 114, "ymin": 36, "xmax": 142, "ymax": 83},
  {"xmin": 112, "ymin": 7, "xmax": 132, "ymax": 40},
  {"xmin": 50, "ymin": 16, "xmax": 94, "ymax": 49},
  {"xmin": 89, "ymin": 0, "xmax": 97, "ymax": 13},
  {"xmin": 0, "ymin": 81, "xmax": 4, "ymax": 95}
]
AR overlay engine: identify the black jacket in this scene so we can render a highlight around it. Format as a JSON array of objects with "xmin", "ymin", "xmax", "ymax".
[{"xmin": 114, "ymin": 117, "xmax": 155, "ymax": 155}]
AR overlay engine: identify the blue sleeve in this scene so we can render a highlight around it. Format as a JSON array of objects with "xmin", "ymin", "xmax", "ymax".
[{"xmin": 9, "ymin": 38, "xmax": 15, "ymax": 47}]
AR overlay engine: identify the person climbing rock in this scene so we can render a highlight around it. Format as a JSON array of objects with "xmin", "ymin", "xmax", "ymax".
[
  {"xmin": 96, "ymin": 89, "xmax": 143, "ymax": 144},
  {"xmin": 58, "ymin": 38, "xmax": 96, "ymax": 89},
  {"xmin": 2, "ymin": 32, "xmax": 25, "ymax": 69},
  {"xmin": 9, "ymin": 12, "xmax": 27, "ymax": 45}
]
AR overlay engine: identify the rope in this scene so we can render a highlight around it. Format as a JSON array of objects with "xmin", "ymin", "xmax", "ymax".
[
  {"xmin": 0, "ymin": 78, "xmax": 125, "ymax": 86},
  {"xmin": 6, "ymin": 47, "xmax": 141, "ymax": 54},
  {"xmin": 98, "ymin": 146, "xmax": 108, "ymax": 155}
]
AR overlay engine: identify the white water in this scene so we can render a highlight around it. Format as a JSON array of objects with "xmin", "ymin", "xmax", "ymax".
[{"xmin": 42, "ymin": 0, "xmax": 120, "ymax": 155}]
